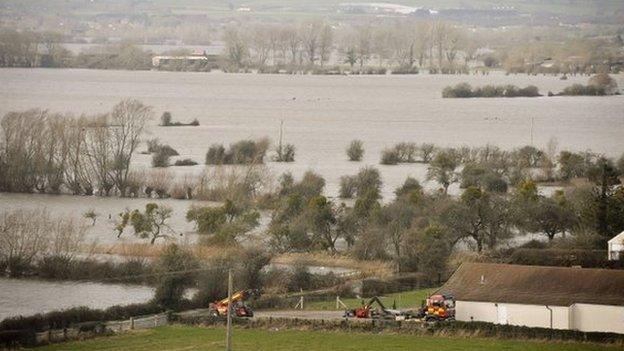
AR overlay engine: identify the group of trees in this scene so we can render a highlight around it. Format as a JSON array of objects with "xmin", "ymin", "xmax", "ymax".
[
  {"xmin": 0, "ymin": 100, "xmax": 151, "ymax": 196},
  {"xmin": 3, "ymin": 22, "xmax": 622, "ymax": 75},
  {"xmin": 221, "ymin": 20, "xmax": 469, "ymax": 73},
  {"xmin": 263, "ymin": 156, "xmax": 623, "ymax": 275}
]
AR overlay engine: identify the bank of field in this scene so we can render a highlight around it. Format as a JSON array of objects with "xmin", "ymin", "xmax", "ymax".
[{"xmin": 36, "ymin": 325, "xmax": 617, "ymax": 351}]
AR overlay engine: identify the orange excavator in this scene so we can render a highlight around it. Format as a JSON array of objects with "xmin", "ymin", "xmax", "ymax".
[{"xmin": 209, "ymin": 289, "xmax": 257, "ymax": 318}]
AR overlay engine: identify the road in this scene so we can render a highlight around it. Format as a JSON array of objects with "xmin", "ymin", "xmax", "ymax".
[{"xmin": 253, "ymin": 310, "xmax": 345, "ymax": 320}]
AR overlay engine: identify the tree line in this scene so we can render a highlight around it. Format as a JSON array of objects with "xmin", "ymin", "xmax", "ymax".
[
  {"xmin": 2, "ymin": 23, "xmax": 622, "ymax": 74},
  {"xmin": 0, "ymin": 100, "xmax": 150, "ymax": 196}
]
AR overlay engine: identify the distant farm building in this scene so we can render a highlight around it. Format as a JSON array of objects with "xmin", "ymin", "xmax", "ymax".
[
  {"xmin": 151, "ymin": 51, "xmax": 218, "ymax": 68},
  {"xmin": 609, "ymin": 231, "xmax": 624, "ymax": 261},
  {"xmin": 437, "ymin": 263, "xmax": 624, "ymax": 334}
]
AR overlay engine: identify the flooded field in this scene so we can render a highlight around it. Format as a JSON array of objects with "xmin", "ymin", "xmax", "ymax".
[
  {"xmin": 0, "ymin": 69, "xmax": 622, "ymax": 320},
  {"xmin": 0, "ymin": 278, "xmax": 153, "ymax": 320},
  {"xmin": 0, "ymin": 68, "xmax": 622, "ymax": 238}
]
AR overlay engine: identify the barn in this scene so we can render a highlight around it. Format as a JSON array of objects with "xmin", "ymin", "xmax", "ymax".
[
  {"xmin": 609, "ymin": 231, "xmax": 624, "ymax": 261},
  {"xmin": 436, "ymin": 263, "xmax": 624, "ymax": 334}
]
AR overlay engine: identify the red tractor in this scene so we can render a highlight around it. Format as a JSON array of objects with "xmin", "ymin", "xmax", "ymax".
[
  {"xmin": 344, "ymin": 296, "xmax": 408, "ymax": 320},
  {"xmin": 209, "ymin": 289, "xmax": 257, "ymax": 318}
]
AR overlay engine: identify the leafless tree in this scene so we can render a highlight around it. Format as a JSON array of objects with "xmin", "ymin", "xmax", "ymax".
[{"xmin": 109, "ymin": 99, "xmax": 152, "ymax": 197}]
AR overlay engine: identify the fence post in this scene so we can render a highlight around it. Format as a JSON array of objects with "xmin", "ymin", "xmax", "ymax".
[{"xmin": 130, "ymin": 317, "xmax": 134, "ymax": 330}]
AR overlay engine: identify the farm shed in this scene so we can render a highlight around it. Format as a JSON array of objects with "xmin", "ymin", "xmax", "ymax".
[
  {"xmin": 608, "ymin": 231, "xmax": 624, "ymax": 261},
  {"xmin": 437, "ymin": 263, "xmax": 624, "ymax": 334}
]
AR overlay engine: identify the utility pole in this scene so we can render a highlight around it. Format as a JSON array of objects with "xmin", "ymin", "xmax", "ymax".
[
  {"xmin": 226, "ymin": 268, "xmax": 233, "ymax": 351},
  {"xmin": 530, "ymin": 117, "xmax": 534, "ymax": 146}
]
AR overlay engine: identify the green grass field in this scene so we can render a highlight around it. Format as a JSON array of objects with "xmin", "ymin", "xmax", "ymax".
[
  {"xmin": 36, "ymin": 325, "xmax": 617, "ymax": 351},
  {"xmin": 304, "ymin": 288, "xmax": 437, "ymax": 310}
]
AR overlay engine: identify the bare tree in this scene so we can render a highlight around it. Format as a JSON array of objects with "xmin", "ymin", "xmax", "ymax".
[{"xmin": 109, "ymin": 99, "xmax": 152, "ymax": 197}]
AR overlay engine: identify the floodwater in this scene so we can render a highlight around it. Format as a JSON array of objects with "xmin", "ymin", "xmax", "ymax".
[
  {"xmin": 1, "ymin": 68, "xmax": 622, "ymax": 201},
  {"xmin": 0, "ymin": 278, "xmax": 153, "ymax": 321},
  {"xmin": 1, "ymin": 68, "xmax": 622, "ymax": 318}
]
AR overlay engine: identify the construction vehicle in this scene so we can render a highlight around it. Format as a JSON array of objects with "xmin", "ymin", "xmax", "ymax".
[
  {"xmin": 209, "ymin": 289, "xmax": 258, "ymax": 318},
  {"xmin": 343, "ymin": 296, "xmax": 409, "ymax": 320},
  {"xmin": 422, "ymin": 294, "xmax": 455, "ymax": 322}
]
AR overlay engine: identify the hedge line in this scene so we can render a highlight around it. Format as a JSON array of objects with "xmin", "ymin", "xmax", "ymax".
[
  {"xmin": 0, "ymin": 302, "xmax": 176, "ymax": 332},
  {"xmin": 173, "ymin": 315, "xmax": 624, "ymax": 345},
  {"xmin": 505, "ymin": 249, "xmax": 624, "ymax": 269}
]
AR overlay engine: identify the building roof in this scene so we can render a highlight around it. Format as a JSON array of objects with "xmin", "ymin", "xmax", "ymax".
[
  {"xmin": 436, "ymin": 262, "xmax": 624, "ymax": 306},
  {"xmin": 609, "ymin": 231, "xmax": 624, "ymax": 244}
]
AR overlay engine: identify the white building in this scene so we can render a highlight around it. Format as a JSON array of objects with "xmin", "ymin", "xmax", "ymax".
[
  {"xmin": 608, "ymin": 231, "xmax": 624, "ymax": 261},
  {"xmin": 437, "ymin": 263, "xmax": 624, "ymax": 334}
]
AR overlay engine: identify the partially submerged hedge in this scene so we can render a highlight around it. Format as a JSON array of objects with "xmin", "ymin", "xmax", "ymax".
[
  {"xmin": 442, "ymin": 83, "xmax": 541, "ymax": 98},
  {"xmin": 0, "ymin": 303, "xmax": 164, "ymax": 332}
]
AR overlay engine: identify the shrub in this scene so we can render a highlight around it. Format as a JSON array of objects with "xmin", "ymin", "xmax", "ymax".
[
  {"xmin": 391, "ymin": 66, "xmax": 419, "ymax": 74},
  {"xmin": 560, "ymin": 83, "xmax": 606, "ymax": 96},
  {"xmin": 151, "ymin": 148, "xmax": 170, "ymax": 168},
  {"xmin": 588, "ymin": 73, "xmax": 618, "ymax": 95},
  {"xmin": 174, "ymin": 158, "xmax": 198, "ymax": 166},
  {"xmin": 160, "ymin": 112, "xmax": 172, "ymax": 126},
  {"xmin": 205, "ymin": 144, "xmax": 227, "ymax": 164},
  {"xmin": 339, "ymin": 175, "xmax": 357, "ymax": 198},
  {"xmin": 205, "ymin": 139, "xmax": 270, "ymax": 165},
  {"xmin": 395, "ymin": 177, "xmax": 422, "ymax": 198},
  {"xmin": 273, "ymin": 144, "xmax": 295, "ymax": 162},
  {"xmin": 158, "ymin": 145, "xmax": 179, "ymax": 156},
  {"xmin": 346, "ymin": 140, "xmax": 364, "ymax": 161},
  {"xmin": 189, "ymin": 118, "xmax": 200, "ymax": 126},
  {"xmin": 380, "ymin": 148, "xmax": 400, "ymax": 165}
]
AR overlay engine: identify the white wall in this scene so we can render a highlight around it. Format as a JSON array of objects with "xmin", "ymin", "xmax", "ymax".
[
  {"xmin": 570, "ymin": 304, "xmax": 624, "ymax": 334},
  {"xmin": 457, "ymin": 301, "xmax": 569, "ymax": 329},
  {"xmin": 458, "ymin": 301, "xmax": 624, "ymax": 334}
]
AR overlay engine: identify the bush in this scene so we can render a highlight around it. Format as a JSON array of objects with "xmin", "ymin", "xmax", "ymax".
[
  {"xmin": 152, "ymin": 149, "xmax": 170, "ymax": 168},
  {"xmin": 560, "ymin": 84, "xmax": 606, "ymax": 96},
  {"xmin": 174, "ymin": 158, "xmax": 198, "ymax": 166},
  {"xmin": 339, "ymin": 175, "xmax": 357, "ymax": 198},
  {"xmin": 160, "ymin": 112, "xmax": 172, "ymax": 126},
  {"xmin": 205, "ymin": 139, "xmax": 270, "ymax": 165},
  {"xmin": 380, "ymin": 148, "xmax": 400, "ymax": 165},
  {"xmin": 346, "ymin": 140, "xmax": 364, "ymax": 161},
  {"xmin": 205, "ymin": 144, "xmax": 227, "ymax": 164},
  {"xmin": 391, "ymin": 66, "xmax": 419, "ymax": 74},
  {"xmin": 273, "ymin": 144, "xmax": 295, "ymax": 162}
]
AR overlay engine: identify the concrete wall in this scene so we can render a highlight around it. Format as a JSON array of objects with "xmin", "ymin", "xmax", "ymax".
[
  {"xmin": 570, "ymin": 304, "xmax": 624, "ymax": 334},
  {"xmin": 456, "ymin": 301, "xmax": 569, "ymax": 330}
]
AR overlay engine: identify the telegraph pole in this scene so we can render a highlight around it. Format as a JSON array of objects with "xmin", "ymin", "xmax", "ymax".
[{"xmin": 226, "ymin": 268, "xmax": 233, "ymax": 351}]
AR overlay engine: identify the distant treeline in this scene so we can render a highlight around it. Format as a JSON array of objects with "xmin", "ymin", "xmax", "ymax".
[{"xmin": 3, "ymin": 22, "xmax": 622, "ymax": 75}]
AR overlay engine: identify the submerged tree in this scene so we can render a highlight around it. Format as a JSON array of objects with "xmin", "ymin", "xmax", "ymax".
[{"xmin": 116, "ymin": 203, "xmax": 176, "ymax": 244}]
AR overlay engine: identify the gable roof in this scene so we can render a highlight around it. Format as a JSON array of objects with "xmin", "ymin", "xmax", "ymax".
[
  {"xmin": 609, "ymin": 231, "xmax": 624, "ymax": 244},
  {"xmin": 436, "ymin": 262, "xmax": 624, "ymax": 306}
]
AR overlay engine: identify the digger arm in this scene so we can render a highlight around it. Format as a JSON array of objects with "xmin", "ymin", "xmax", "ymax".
[
  {"xmin": 218, "ymin": 290, "xmax": 247, "ymax": 305},
  {"xmin": 364, "ymin": 296, "xmax": 387, "ymax": 311}
]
